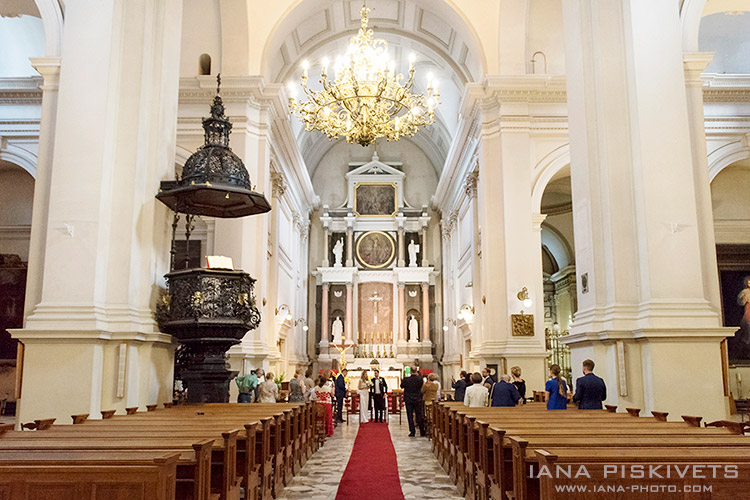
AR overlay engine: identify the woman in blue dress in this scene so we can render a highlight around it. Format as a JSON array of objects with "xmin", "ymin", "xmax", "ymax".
[{"xmin": 545, "ymin": 364, "xmax": 568, "ymax": 410}]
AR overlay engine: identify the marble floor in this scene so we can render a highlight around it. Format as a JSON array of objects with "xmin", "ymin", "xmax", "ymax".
[{"xmin": 276, "ymin": 412, "xmax": 463, "ymax": 500}]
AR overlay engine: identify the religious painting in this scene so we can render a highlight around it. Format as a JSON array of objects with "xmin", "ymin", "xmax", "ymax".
[
  {"xmin": 720, "ymin": 270, "xmax": 750, "ymax": 364},
  {"xmin": 358, "ymin": 282, "xmax": 393, "ymax": 344},
  {"xmin": 356, "ymin": 231, "xmax": 396, "ymax": 269},
  {"xmin": 354, "ymin": 183, "xmax": 397, "ymax": 217}
]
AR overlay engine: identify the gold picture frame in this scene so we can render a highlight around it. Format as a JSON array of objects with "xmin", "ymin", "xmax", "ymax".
[
  {"xmin": 356, "ymin": 230, "xmax": 396, "ymax": 269},
  {"xmin": 353, "ymin": 182, "xmax": 398, "ymax": 217},
  {"xmin": 511, "ymin": 313, "xmax": 534, "ymax": 336}
]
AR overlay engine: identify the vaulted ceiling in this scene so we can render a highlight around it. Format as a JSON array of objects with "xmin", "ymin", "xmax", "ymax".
[{"xmin": 264, "ymin": 0, "xmax": 484, "ymax": 176}]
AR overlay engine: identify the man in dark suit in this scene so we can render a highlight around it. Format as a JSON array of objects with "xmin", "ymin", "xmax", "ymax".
[
  {"xmin": 370, "ymin": 369, "xmax": 388, "ymax": 423},
  {"xmin": 400, "ymin": 366, "xmax": 425, "ymax": 437},
  {"xmin": 573, "ymin": 359, "xmax": 607, "ymax": 409},
  {"xmin": 334, "ymin": 368, "xmax": 348, "ymax": 422},
  {"xmin": 489, "ymin": 374, "xmax": 522, "ymax": 407}
]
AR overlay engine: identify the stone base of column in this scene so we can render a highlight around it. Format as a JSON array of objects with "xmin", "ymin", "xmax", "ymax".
[
  {"xmin": 11, "ymin": 328, "xmax": 174, "ymax": 427},
  {"xmin": 564, "ymin": 327, "xmax": 734, "ymax": 422}
]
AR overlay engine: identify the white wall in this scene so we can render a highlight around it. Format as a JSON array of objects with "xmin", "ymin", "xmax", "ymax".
[{"xmin": 311, "ymin": 140, "xmax": 438, "ymax": 210}]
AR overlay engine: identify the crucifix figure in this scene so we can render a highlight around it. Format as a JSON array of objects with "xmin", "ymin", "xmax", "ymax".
[{"xmin": 369, "ymin": 291, "xmax": 384, "ymax": 324}]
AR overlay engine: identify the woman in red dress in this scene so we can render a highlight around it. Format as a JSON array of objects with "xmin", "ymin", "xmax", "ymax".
[{"xmin": 311, "ymin": 376, "xmax": 334, "ymax": 436}]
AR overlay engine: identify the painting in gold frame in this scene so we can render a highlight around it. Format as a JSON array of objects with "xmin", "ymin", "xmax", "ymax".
[
  {"xmin": 356, "ymin": 231, "xmax": 396, "ymax": 269},
  {"xmin": 354, "ymin": 182, "xmax": 397, "ymax": 217}
]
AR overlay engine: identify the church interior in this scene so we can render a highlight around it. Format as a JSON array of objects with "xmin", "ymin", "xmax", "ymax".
[{"xmin": 1, "ymin": 0, "xmax": 750, "ymax": 498}]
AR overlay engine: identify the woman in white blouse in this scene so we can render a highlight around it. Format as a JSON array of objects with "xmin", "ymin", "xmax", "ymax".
[{"xmin": 464, "ymin": 372, "xmax": 488, "ymax": 407}]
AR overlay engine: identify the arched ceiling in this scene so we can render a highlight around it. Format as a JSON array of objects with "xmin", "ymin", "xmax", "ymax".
[{"xmin": 264, "ymin": 0, "xmax": 484, "ymax": 176}]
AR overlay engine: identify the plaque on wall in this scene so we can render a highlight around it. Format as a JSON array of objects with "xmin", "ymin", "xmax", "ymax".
[
  {"xmin": 511, "ymin": 313, "xmax": 534, "ymax": 336},
  {"xmin": 354, "ymin": 182, "xmax": 397, "ymax": 217},
  {"xmin": 356, "ymin": 231, "xmax": 396, "ymax": 269}
]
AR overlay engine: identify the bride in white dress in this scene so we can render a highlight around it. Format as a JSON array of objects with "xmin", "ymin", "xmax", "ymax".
[{"xmin": 358, "ymin": 370, "xmax": 371, "ymax": 424}]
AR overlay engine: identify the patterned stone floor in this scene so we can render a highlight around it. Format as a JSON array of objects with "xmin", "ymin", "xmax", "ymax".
[{"xmin": 276, "ymin": 411, "xmax": 463, "ymax": 500}]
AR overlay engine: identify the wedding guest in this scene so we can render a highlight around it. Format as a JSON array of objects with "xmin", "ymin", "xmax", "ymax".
[
  {"xmin": 451, "ymin": 371, "xmax": 468, "ymax": 402},
  {"xmin": 573, "ymin": 359, "xmax": 607, "ymax": 410},
  {"xmin": 464, "ymin": 372, "xmax": 489, "ymax": 407},
  {"xmin": 288, "ymin": 369, "xmax": 306, "ymax": 403},
  {"xmin": 254, "ymin": 368, "xmax": 265, "ymax": 403},
  {"xmin": 510, "ymin": 366, "xmax": 527, "ymax": 404},
  {"xmin": 311, "ymin": 376, "xmax": 334, "ymax": 436},
  {"xmin": 334, "ymin": 369, "xmax": 348, "ymax": 423},
  {"xmin": 235, "ymin": 369, "xmax": 258, "ymax": 403},
  {"xmin": 489, "ymin": 374, "xmax": 522, "ymax": 407},
  {"xmin": 421, "ymin": 373, "xmax": 439, "ymax": 402},
  {"xmin": 258, "ymin": 372, "xmax": 278, "ymax": 403},
  {"xmin": 401, "ymin": 366, "xmax": 426, "ymax": 437},
  {"xmin": 304, "ymin": 368, "xmax": 316, "ymax": 402},
  {"xmin": 370, "ymin": 369, "xmax": 388, "ymax": 422},
  {"xmin": 358, "ymin": 370, "xmax": 371, "ymax": 423},
  {"xmin": 546, "ymin": 364, "xmax": 568, "ymax": 410},
  {"xmin": 481, "ymin": 367, "xmax": 494, "ymax": 389}
]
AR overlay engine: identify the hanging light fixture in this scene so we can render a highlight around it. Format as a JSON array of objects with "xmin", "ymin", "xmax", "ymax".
[{"xmin": 287, "ymin": 2, "xmax": 440, "ymax": 146}]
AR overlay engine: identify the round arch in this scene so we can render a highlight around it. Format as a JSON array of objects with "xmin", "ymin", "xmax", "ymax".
[
  {"xmin": 531, "ymin": 143, "xmax": 570, "ymax": 212},
  {"xmin": 260, "ymin": 0, "xmax": 488, "ymax": 81},
  {"xmin": 33, "ymin": 0, "xmax": 63, "ymax": 56},
  {"xmin": 0, "ymin": 144, "xmax": 38, "ymax": 178},
  {"xmin": 708, "ymin": 139, "xmax": 750, "ymax": 183},
  {"xmin": 681, "ymin": 0, "xmax": 707, "ymax": 52}
]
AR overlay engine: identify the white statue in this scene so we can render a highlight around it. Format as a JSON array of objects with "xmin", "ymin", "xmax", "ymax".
[
  {"xmin": 408, "ymin": 239, "xmax": 420, "ymax": 267},
  {"xmin": 408, "ymin": 315, "xmax": 419, "ymax": 342},
  {"xmin": 331, "ymin": 316, "xmax": 344, "ymax": 343},
  {"xmin": 332, "ymin": 238, "xmax": 344, "ymax": 267}
]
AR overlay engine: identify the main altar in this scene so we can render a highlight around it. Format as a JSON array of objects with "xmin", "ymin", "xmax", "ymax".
[{"xmin": 314, "ymin": 153, "xmax": 436, "ymax": 374}]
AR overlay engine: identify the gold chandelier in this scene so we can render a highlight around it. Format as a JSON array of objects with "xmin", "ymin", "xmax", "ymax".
[{"xmin": 287, "ymin": 3, "xmax": 440, "ymax": 146}]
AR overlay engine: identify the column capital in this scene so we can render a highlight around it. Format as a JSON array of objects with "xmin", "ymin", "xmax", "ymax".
[
  {"xmin": 30, "ymin": 56, "xmax": 61, "ymax": 89},
  {"xmin": 531, "ymin": 213, "xmax": 547, "ymax": 231},
  {"xmin": 464, "ymin": 170, "xmax": 479, "ymax": 199},
  {"xmin": 346, "ymin": 282, "xmax": 353, "ymax": 290},
  {"xmin": 270, "ymin": 170, "xmax": 288, "ymax": 199},
  {"xmin": 398, "ymin": 282, "xmax": 406, "ymax": 289},
  {"xmin": 683, "ymin": 52, "xmax": 714, "ymax": 86},
  {"xmin": 322, "ymin": 282, "xmax": 330, "ymax": 290}
]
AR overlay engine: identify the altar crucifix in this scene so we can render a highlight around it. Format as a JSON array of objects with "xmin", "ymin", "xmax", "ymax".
[{"xmin": 368, "ymin": 291, "xmax": 384, "ymax": 325}]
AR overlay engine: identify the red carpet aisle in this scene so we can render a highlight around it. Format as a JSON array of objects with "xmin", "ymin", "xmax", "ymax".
[{"xmin": 334, "ymin": 423, "xmax": 405, "ymax": 500}]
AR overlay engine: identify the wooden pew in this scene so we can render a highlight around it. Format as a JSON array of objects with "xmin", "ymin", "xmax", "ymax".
[
  {"xmin": 433, "ymin": 402, "xmax": 750, "ymax": 500},
  {"xmin": 0, "ymin": 451, "xmax": 181, "ymax": 500}
]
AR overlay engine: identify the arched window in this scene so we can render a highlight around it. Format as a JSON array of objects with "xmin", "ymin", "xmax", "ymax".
[{"xmin": 199, "ymin": 53, "xmax": 211, "ymax": 75}]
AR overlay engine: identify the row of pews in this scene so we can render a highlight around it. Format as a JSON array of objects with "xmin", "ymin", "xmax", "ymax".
[
  {"xmin": 0, "ymin": 402, "xmax": 318, "ymax": 500},
  {"xmin": 432, "ymin": 401, "xmax": 750, "ymax": 500}
]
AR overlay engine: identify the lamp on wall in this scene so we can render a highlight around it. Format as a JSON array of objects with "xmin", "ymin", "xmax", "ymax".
[
  {"xmin": 552, "ymin": 321, "xmax": 561, "ymax": 334},
  {"xmin": 458, "ymin": 304, "xmax": 474, "ymax": 323},
  {"xmin": 517, "ymin": 287, "xmax": 533, "ymax": 309},
  {"xmin": 443, "ymin": 318, "xmax": 457, "ymax": 331},
  {"xmin": 275, "ymin": 304, "xmax": 293, "ymax": 322},
  {"xmin": 295, "ymin": 318, "xmax": 309, "ymax": 331}
]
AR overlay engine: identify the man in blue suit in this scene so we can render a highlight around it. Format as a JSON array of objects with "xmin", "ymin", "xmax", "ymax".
[
  {"xmin": 489, "ymin": 375, "xmax": 522, "ymax": 407},
  {"xmin": 572, "ymin": 359, "xmax": 607, "ymax": 409},
  {"xmin": 334, "ymin": 368, "xmax": 348, "ymax": 422}
]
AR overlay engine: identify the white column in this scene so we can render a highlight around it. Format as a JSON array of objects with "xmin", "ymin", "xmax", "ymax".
[
  {"xmin": 13, "ymin": 0, "xmax": 183, "ymax": 425},
  {"xmin": 345, "ymin": 217, "xmax": 355, "ymax": 267},
  {"xmin": 562, "ymin": 0, "xmax": 731, "ymax": 421},
  {"xmin": 475, "ymin": 103, "xmax": 547, "ymax": 391},
  {"xmin": 23, "ymin": 57, "xmax": 60, "ymax": 320},
  {"xmin": 397, "ymin": 218, "xmax": 405, "ymax": 267}
]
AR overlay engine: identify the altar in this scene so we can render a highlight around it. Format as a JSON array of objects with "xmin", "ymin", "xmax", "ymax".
[{"xmin": 313, "ymin": 153, "xmax": 437, "ymax": 372}]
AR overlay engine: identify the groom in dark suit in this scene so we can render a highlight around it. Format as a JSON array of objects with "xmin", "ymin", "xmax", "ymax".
[
  {"xmin": 370, "ymin": 369, "xmax": 388, "ymax": 422},
  {"xmin": 334, "ymin": 369, "xmax": 348, "ymax": 422}
]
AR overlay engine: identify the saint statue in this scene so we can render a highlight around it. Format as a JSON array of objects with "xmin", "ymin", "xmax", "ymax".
[
  {"xmin": 331, "ymin": 316, "xmax": 344, "ymax": 344},
  {"xmin": 408, "ymin": 239, "xmax": 420, "ymax": 267},
  {"xmin": 332, "ymin": 238, "xmax": 344, "ymax": 267},
  {"xmin": 408, "ymin": 315, "xmax": 419, "ymax": 342}
]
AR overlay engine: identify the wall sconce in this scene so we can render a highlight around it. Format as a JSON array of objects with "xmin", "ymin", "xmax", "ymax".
[
  {"xmin": 458, "ymin": 304, "xmax": 475, "ymax": 323},
  {"xmin": 295, "ymin": 318, "xmax": 309, "ymax": 331},
  {"xmin": 275, "ymin": 304, "xmax": 293, "ymax": 322},
  {"xmin": 552, "ymin": 321, "xmax": 561, "ymax": 334},
  {"xmin": 517, "ymin": 287, "xmax": 533, "ymax": 309},
  {"xmin": 443, "ymin": 318, "xmax": 457, "ymax": 331}
]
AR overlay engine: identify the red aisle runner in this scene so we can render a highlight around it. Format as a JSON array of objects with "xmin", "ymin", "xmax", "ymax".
[{"xmin": 334, "ymin": 423, "xmax": 405, "ymax": 500}]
